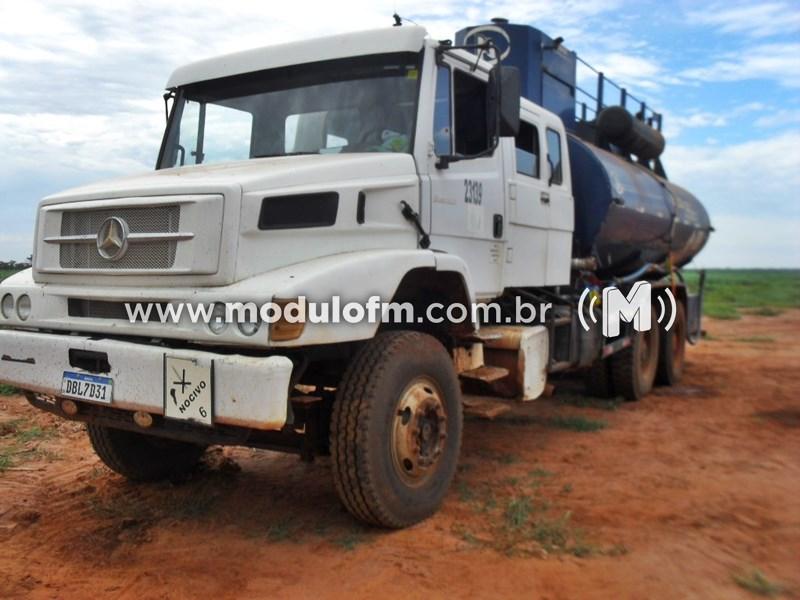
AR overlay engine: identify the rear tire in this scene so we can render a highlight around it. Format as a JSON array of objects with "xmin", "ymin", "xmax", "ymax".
[
  {"xmin": 656, "ymin": 300, "xmax": 687, "ymax": 386},
  {"xmin": 331, "ymin": 331, "xmax": 463, "ymax": 528},
  {"xmin": 87, "ymin": 424, "xmax": 206, "ymax": 481},
  {"xmin": 610, "ymin": 323, "xmax": 660, "ymax": 402},
  {"xmin": 586, "ymin": 358, "xmax": 615, "ymax": 398}
]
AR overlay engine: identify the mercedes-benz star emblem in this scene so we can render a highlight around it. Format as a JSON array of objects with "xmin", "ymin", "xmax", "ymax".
[{"xmin": 96, "ymin": 216, "xmax": 130, "ymax": 261}]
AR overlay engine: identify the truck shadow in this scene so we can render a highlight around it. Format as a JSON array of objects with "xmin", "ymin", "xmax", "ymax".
[{"xmin": 47, "ymin": 382, "xmax": 624, "ymax": 562}]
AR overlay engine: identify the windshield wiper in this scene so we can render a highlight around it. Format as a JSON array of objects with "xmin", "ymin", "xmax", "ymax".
[{"xmin": 252, "ymin": 151, "xmax": 320, "ymax": 159}]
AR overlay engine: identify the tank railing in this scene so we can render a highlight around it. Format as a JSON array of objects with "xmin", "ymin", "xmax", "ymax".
[{"xmin": 575, "ymin": 55, "xmax": 662, "ymax": 131}]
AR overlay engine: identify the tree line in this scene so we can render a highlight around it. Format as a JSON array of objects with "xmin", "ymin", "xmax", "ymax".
[{"xmin": 1, "ymin": 256, "xmax": 33, "ymax": 270}]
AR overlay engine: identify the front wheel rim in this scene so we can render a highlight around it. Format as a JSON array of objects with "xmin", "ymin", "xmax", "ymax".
[{"xmin": 390, "ymin": 377, "xmax": 448, "ymax": 487}]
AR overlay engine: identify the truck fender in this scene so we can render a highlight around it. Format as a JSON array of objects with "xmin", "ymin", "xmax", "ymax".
[{"xmin": 263, "ymin": 249, "xmax": 477, "ymax": 346}]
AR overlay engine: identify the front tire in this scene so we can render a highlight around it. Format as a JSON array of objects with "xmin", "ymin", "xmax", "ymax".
[
  {"xmin": 331, "ymin": 331, "xmax": 463, "ymax": 528},
  {"xmin": 87, "ymin": 424, "xmax": 206, "ymax": 481}
]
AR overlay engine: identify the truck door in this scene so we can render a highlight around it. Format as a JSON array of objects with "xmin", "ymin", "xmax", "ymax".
[
  {"xmin": 505, "ymin": 114, "xmax": 550, "ymax": 287},
  {"xmin": 542, "ymin": 124, "xmax": 573, "ymax": 285},
  {"xmin": 426, "ymin": 62, "xmax": 506, "ymax": 299}
]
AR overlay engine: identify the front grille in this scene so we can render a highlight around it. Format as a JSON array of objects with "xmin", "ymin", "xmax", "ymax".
[
  {"xmin": 59, "ymin": 206, "xmax": 180, "ymax": 269},
  {"xmin": 68, "ymin": 298, "xmax": 168, "ymax": 320}
]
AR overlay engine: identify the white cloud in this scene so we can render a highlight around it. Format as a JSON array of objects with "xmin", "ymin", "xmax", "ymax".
[
  {"xmin": 686, "ymin": 1, "xmax": 800, "ymax": 38},
  {"xmin": 0, "ymin": 112, "xmax": 161, "ymax": 174},
  {"xmin": 691, "ymin": 214, "xmax": 800, "ymax": 268},
  {"xmin": 681, "ymin": 43, "xmax": 800, "ymax": 88},
  {"xmin": 661, "ymin": 102, "xmax": 766, "ymax": 138},
  {"xmin": 754, "ymin": 108, "xmax": 800, "ymax": 128},
  {"xmin": 662, "ymin": 111, "xmax": 727, "ymax": 139},
  {"xmin": 0, "ymin": 0, "xmax": 796, "ymax": 267},
  {"xmin": 664, "ymin": 130, "xmax": 800, "ymax": 217},
  {"xmin": 666, "ymin": 130, "xmax": 800, "ymax": 268}
]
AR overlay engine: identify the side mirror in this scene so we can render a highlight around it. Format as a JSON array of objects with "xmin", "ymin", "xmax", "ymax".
[
  {"xmin": 436, "ymin": 64, "xmax": 521, "ymax": 169},
  {"xmin": 488, "ymin": 65, "xmax": 521, "ymax": 138}
]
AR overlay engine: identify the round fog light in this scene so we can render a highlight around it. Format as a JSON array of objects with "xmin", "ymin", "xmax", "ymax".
[
  {"xmin": 133, "ymin": 411, "xmax": 154, "ymax": 428},
  {"xmin": 1, "ymin": 294, "xmax": 14, "ymax": 319},
  {"xmin": 61, "ymin": 399, "xmax": 79, "ymax": 416},
  {"xmin": 237, "ymin": 320, "xmax": 261, "ymax": 337},
  {"xmin": 208, "ymin": 303, "xmax": 228, "ymax": 335},
  {"xmin": 16, "ymin": 294, "xmax": 31, "ymax": 321}
]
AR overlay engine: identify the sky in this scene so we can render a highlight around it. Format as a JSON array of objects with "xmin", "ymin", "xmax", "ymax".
[{"xmin": 0, "ymin": 0, "xmax": 798, "ymax": 267}]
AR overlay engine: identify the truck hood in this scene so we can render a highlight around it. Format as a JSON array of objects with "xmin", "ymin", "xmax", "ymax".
[
  {"xmin": 33, "ymin": 153, "xmax": 421, "ymax": 288},
  {"xmin": 40, "ymin": 153, "xmax": 418, "ymax": 205}
]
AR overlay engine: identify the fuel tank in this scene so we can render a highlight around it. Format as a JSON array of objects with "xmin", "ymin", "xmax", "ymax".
[{"xmin": 568, "ymin": 135, "xmax": 712, "ymax": 276}]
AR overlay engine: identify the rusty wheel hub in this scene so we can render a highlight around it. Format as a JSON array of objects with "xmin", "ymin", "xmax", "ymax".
[{"xmin": 391, "ymin": 378, "xmax": 447, "ymax": 486}]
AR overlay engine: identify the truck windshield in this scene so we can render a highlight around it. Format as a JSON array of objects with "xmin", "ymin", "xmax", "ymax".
[{"xmin": 158, "ymin": 53, "xmax": 421, "ymax": 169}]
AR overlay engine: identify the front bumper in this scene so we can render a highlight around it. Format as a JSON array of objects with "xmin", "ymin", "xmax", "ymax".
[{"xmin": 0, "ymin": 329, "xmax": 293, "ymax": 431}]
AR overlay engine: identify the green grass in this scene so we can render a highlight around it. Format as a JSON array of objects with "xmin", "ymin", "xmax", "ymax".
[
  {"xmin": 334, "ymin": 532, "xmax": 366, "ymax": 551},
  {"xmin": 0, "ymin": 449, "xmax": 13, "ymax": 472},
  {"xmin": 732, "ymin": 569, "xmax": 784, "ymax": 597},
  {"xmin": 734, "ymin": 336, "xmax": 776, "ymax": 344},
  {"xmin": 0, "ymin": 269, "xmax": 20, "ymax": 282},
  {"xmin": 505, "ymin": 497, "xmax": 533, "ymax": 529},
  {"xmin": 1, "ymin": 268, "xmax": 25, "ymax": 398},
  {"xmin": 528, "ymin": 467, "xmax": 554, "ymax": 479},
  {"xmin": 684, "ymin": 269, "xmax": 800, "ymax": 320},
  {"xmin": 547, "ymin": 415, "xmax": 607, "ymax": 432},
  {"xmin": 0, "ymin": 419, "xmax": 54, "ymax": 472},
  {"xmin": 265, "ymin": 519, "xmax": 297, "ymax": 542},
  {"xmin": 455, "ymin": 473, "xmax": 626, "ymax": 559}
]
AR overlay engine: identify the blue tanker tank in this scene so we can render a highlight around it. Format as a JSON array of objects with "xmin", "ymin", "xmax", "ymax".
[{"xmin": 456, "ymin": 20, "xmax": 712, "ymax": 277}]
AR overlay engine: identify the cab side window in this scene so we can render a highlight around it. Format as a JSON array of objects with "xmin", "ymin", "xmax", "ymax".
[
  {"xmin": 453, "ymin": 69, "xmax": 489, "ymax": 156},
  {"xmin": 515, "ymin": 120, "xmax": 540, "ymax": 178},
  {"xmin": 546, "ymin": 128, "xmax": 563, "ymax": 185},
  {"xmin": 433, "ymin": 65, "xmax": 452, "ymax": 156}
]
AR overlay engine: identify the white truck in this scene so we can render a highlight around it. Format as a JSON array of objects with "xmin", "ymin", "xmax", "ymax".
[{"xmin": 0, "ymin": 21, "xmax": 710, "ymax": 528}]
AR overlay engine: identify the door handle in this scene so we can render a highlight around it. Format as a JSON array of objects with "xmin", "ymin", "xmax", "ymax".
[
  {"xmin": 493, "ymin": 214, "xmax": 503, "ymax": 239},
  {"xmin": 541, "ymin": 192, "xmax": 550, "ymax": 204}
]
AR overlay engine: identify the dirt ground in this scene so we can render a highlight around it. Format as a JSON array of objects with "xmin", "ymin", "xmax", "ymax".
[{"xmin": 1, "ymin": 313, "xmax": 798, "ymax": 600}]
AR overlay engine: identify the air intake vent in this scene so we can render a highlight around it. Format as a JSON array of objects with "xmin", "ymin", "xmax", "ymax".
[{"xmin": 258, "ymin": 193, "xmax": 339, "ymax": 230}]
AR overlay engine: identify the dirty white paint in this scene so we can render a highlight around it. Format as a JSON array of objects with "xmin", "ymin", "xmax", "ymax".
[{"xmin": 0, "ymin": 329, "xmax": 292, "ymax": 430}]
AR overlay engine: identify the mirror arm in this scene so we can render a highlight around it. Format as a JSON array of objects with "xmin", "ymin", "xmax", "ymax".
[
  {"xmin": 162, "ymin": 90, "xmax": 176, "ymax": 124},
  {"xmin": 435, "ymin": 136, "xmax": 500, "ymax": 170}
]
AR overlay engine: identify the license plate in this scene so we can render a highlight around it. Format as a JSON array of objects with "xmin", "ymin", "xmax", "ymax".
[
  {"xmin": 164, "ymin": 356, "xmax": 213, "ymax": 426},
  {"xmin": 61, "ymin": 371, "xmax": 113, "ymax": 404}
]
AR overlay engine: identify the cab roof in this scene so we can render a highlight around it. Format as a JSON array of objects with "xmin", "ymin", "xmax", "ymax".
[{"xmin": 166, "ymin": 26, "xmax": 429, "ymax": 88}]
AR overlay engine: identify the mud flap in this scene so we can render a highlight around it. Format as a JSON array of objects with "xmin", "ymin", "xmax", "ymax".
[{"xmin": 686, "ymin": 269, "xmax": 705, "ymax": 345}]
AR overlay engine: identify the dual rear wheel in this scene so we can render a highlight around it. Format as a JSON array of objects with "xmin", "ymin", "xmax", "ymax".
[{"xmin": 588, "ymin": 299, "xmax": 687, "ymax": 401}]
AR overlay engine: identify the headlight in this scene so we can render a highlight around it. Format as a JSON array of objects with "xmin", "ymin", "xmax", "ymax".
[
  {"xmin": 208, "ymin": 303, "xmax": 228, "ymax": 335},
  {"xmin": 237, "ymin": 320, "xmax": 260, "ymax": 337},
  {"xmin": 1, "ymin": 294, "xmax": 13, "ymax": 319},
  {"xmin": 16, "ymin": 295, "xmax": 31, "ymax": 321}
]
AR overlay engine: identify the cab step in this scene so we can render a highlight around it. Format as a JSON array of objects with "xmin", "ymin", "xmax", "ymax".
[
  {"xmin": 462, "ymin": 395, "xmax": 512, "ymax": 420},
  {"xmin": 459, "ymin": 365, "xmax": 510, "ymax": 383}
]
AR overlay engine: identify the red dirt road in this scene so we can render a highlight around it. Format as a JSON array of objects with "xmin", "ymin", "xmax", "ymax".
[{"xmin": 1, "ymin": 313, "xmax": 799, "ymax": 599}]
